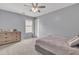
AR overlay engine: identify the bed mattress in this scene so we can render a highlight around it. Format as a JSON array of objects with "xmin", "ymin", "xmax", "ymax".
[{"xmin": 35, "ymin": 35, "xmax": 79, "ymax": 55}]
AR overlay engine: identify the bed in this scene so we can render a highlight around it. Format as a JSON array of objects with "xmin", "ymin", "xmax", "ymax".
[{"xmin": 35, "ymin": 35, "xmax": 79, "ymax": 55}]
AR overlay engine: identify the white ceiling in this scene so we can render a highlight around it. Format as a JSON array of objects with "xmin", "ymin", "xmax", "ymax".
[{"xmin": 0, "ymin": 3, "xmax": 75, "ymax": 17}]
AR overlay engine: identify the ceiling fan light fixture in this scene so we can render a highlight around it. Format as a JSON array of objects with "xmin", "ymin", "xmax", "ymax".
[
  {"xmin": 32, "ymin": 7, "xmax": 38, "ymax": 12},
  {"xmin": 24, "ymin": 3, "xmax": 46, "ymax": 13}
]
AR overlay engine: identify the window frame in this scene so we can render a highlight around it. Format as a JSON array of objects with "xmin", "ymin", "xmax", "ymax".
[{"xmin": 25, "ymin": 20, "xmax": 33, "ymax": 33}]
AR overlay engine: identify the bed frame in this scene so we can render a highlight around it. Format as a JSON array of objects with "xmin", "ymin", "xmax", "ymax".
[{"xmin": 35, "ymin": 45, "xmax": 56, "ymax": 55}]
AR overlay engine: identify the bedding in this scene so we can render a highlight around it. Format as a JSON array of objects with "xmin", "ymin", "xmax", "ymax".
[
  {"xmin": 67, "ymin": 35, "xmax": 79, "ymax": 47},
  {"xmin": 35, "ymin": 35, "xmax": 79, "ymax": 55}
]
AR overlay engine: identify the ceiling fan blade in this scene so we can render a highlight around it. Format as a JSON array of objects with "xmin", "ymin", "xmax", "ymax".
[
  {"xmin": 32, "ymin": 3, "xmax": 35, "ymax": 7},
  {"xmin": 38, "ymin": 6, "xmax": 46, "ymax": 8},
  {"xmin": 38, "ymin": 10, "xmax": 40, "ymax": 13},
  {"xmin": 36, "ymin": 3, "xmax": 38, "ymax": 7}
]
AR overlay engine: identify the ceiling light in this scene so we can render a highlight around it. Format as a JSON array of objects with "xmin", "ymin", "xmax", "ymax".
[
  {"xmin": 24, "ymin": 3, "xmax": 46, "ymax": 13},
  {"xmin": 32, "ymin": 7, "xmax": 38, "ymax": 12}
]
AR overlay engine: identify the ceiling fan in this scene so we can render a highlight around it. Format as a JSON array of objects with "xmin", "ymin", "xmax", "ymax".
[{"xmin": 24, "ymin": 3, "xmax": 46, "ymax": 13}]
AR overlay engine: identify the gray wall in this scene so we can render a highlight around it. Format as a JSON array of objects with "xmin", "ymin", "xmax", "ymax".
[
  {"xmin": 0, "ymin": 9, "xmax": 34, "ymax": 39},
  {"xmin": 35, "ymin": 4, "xmax": 79, "ymax": 38}
]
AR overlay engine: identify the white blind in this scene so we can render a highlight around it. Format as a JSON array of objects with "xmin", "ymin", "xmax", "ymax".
[{"xmin": 25, "ymin": 20, "xmax": 33, "ymax": 33}]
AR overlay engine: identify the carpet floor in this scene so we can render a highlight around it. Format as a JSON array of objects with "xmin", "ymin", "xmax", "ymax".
[{"xmin": 0, "ymin": 38, "xmax": 41, "ymax": 55}]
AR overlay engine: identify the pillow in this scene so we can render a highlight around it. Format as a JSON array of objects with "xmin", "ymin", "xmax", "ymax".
[{"xmin": 67, "ymin": 35, "xmax": 79, "ymax": 46}]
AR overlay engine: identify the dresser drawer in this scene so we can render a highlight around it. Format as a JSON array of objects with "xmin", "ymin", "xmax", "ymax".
[{"xmin": 0, "ymin": 32, "xmax": 21, "ymax": 45}]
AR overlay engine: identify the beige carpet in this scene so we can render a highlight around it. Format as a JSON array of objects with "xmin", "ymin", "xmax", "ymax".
[{"xmin": 0, "ymin": 38, "xmax": 41, "ymax": 55}]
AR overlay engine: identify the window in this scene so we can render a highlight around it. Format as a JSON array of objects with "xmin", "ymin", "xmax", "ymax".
[{"xmin": 25, "ymin": 20, "xmax": 33, "ymax": 33}]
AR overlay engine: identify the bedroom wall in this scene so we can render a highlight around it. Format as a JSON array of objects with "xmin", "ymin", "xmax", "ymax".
[
  {"xmin": 0, "ymin": 9, "xmax": 34, "ymax": 39},
  {"xmin": 35, "ymin": 4, "xmax": 79, "ymax": 38}
]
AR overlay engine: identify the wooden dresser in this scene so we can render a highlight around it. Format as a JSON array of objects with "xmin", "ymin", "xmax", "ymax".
[{"xmin": 0, "ymin": 32, "xmax": 21, "ymax": 45}]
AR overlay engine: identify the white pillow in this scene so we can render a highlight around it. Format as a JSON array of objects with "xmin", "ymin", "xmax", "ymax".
[{"xmin": 68, "ymin": 35, "xmax": 79, "ymax": 46}]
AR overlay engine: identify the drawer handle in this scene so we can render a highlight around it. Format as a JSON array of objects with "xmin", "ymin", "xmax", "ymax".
[
  {"xmin": 5, "ymin": 33, "xmax": 7, "ymax": 35},
  {"xmin": 5, "ymin": 41, "xmax": 8, "ymax": 42},
  {"xmin": 5, "ymin": 37, "xmax": 8, "ymax": 38}
]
